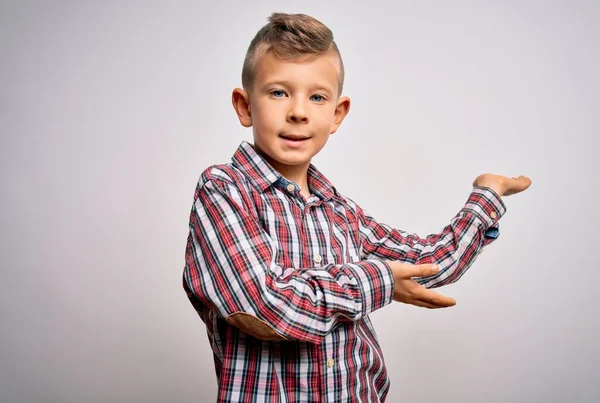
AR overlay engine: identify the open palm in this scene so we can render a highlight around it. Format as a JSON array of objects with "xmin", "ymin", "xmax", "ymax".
[{"xmin": 473, "ymin": 174, "xmax": 532, "ymax": 196}]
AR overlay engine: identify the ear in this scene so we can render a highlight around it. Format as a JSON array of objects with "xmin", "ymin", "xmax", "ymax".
[
  {"xmin": 232, "ymin": 88, "xmax": 252, "ymax": 127},
  {"xmin": 329, "ymin": 96, "xmax": 351, "ymax": 135}
]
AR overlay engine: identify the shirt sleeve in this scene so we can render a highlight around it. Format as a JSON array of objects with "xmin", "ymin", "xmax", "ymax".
[
  {"xmin": 183, "ymin": 177, "xmax": 395, "ymax": 345},
  {"xmin": 357, "ymin": 186, "xmax": 506, "ymax": 288}
]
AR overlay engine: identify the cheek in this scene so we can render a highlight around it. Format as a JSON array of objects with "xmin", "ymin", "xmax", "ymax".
[
  {"xmin": 254, "ymin": 103, "xmax": 283, "ymax": 128},
  {"xmin": 313, "ymin": 107, "xmax": 337, "ymax": 129}
]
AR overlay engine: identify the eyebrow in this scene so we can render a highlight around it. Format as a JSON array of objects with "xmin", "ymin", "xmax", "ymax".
[{"xmin": 262, "ymin": 80, "xmax": 334, "ymax": 95}]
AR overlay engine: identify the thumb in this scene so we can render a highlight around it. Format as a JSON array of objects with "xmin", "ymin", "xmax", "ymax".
[{"xmin": 397, "ymin": 263, "xmax": 440, "ymax": 279}]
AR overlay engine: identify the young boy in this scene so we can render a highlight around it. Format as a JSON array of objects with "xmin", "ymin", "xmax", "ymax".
[{"xmin": 182, "ymin": 12, "xmax": 531, "ymax": 402}]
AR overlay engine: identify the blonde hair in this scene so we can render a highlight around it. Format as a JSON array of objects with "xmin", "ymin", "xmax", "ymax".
[{"xmin": 241, "ymin": 12, "xmax": 345, "ymax": 97}]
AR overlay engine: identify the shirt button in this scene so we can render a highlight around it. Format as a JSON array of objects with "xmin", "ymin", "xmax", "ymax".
[
  {"xmin": 326, "ymin": 358, "xmax": 335, "ymax": 368},
  {"xmin": 313, "ymin": 254, "xmax": 322, "ymax": 263},
  {"xmin": 490, "ymin": 211, "xmax": 497, "ymax": 219},
  {"xmin": 286, "ymin": 183, "xmax": 296, "ymax": 193}
]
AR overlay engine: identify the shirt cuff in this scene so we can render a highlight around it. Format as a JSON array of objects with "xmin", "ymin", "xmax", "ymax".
[
  {"xmin": 345, "ymin": 260, "xmax": 395, "ymax": 316},
  {"xmin": 464, "ymin": 186, "xmax": 507, "ymax": 229}
]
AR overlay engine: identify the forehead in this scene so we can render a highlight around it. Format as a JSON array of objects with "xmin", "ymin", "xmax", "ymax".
[{"xmin": 254, "ymin": 49, "xmax": 340, "ymax": 92}]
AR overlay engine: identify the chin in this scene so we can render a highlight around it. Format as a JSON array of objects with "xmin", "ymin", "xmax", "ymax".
[{"xmin": 273, "ymin": 152, "xmax": 313, "ymax": 166}]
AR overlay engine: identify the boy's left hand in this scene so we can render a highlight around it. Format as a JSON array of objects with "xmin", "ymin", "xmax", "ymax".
[{"xmin": 472, "ymin": 174, "xmax": 532, "ymax": 197}]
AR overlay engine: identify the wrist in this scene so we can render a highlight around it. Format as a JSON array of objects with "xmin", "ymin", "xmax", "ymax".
[
  {"xmin": 385, "ymin": 260, "xmax": 399, "ymax": 278},
  {"xmin": 474, "ymin": 183, "xmax": 504, "ymax": 197}
]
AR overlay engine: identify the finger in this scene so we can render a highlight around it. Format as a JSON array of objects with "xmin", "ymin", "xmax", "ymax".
[
  {"xmin": 411, "ymin": 299, "xmax": 452, "ymax": 309},
  {"xmin": 398, "ymin": 264, "xmax": 440, "ymax": 279},
  {"xmin": 514, "ymin": 175, "xmax": 530, "ymax": 185},
  {"xmin": 507, "ymin": 176, "xmax": 532, "ymax": 195},
  {"xmin": 411, "ymin": 287, "xmax": 456, "ymax": 307},
  {"xmin": 406, "ymin": 299, "xmax": 438, "ymax": 309},
  {"xmin": 520, "ymin": 176, "xmax": 532, "ymax": 189}
]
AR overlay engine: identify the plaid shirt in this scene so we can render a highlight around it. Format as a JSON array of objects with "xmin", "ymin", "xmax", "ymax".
[{"xmin": 183, "ymin": 141, "xmax": 506, "ymax": 402}]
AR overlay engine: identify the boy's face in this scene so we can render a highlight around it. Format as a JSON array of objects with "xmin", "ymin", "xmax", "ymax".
[{"xmin": 232, "ymin": 48, "xmax": 350, "ymax": 170}]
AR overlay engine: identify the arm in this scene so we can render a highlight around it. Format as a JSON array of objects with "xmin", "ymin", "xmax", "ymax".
[
  {"xmin": 183, "ymin": 176, "xmax": 395, "ymax": 345},
  {"xmin": 357, "ymin": 186, "xmax": 506, "ymax": 288}
]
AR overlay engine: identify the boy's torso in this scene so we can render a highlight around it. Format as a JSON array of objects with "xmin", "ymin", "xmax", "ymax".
[{"xmin": 188, "ymin": 141, "xmax": 391, "ymax": 402}]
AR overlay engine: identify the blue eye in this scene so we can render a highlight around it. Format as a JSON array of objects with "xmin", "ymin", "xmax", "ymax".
[
  {"xmin": 310, "ymin": 94, "xmax": 324, "ymax": 102},
  {"xmin": 272, "ymin": 90, "xmax": 285, "ymax": 97}
]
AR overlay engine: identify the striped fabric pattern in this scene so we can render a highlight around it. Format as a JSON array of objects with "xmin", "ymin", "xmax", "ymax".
[{"xmin": 183, "ymin": 141, "xmax": 506, "ymax": 402}]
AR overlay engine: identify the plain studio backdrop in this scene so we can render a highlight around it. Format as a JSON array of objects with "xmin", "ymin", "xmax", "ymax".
[{"xmin": 1, "ymin": 1, "xmax": 598, "ymax": 402}]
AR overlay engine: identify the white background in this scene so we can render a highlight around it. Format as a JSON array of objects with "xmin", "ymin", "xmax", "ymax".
[{"xmin": 1, "ymin": 1, "xmax": 598, "ymax": 402}]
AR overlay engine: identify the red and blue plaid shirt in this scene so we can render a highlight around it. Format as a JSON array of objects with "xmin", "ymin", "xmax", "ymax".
[{"xmin": 183, "ymin": 141, "xmax": 506, "ymax": 402}]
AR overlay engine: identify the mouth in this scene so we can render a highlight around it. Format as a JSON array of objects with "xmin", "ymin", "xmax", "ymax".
[
  {"xmin": 279, "ymin": 134, "xmax": 310, "ymax": 149},
  {"xmin": 279, "ymin": 134, "xmax": 310, "ymax": 141}
]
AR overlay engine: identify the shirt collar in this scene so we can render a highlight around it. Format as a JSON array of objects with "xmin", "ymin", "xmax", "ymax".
[{"xmin": 231, "ymin": 141, "xmax": 338, "ymax": 201}]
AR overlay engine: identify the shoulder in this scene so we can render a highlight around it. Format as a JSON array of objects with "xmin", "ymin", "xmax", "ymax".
[
  {"xmin": 334, "ymin": 191, "xmax": 362, "ymax": 215},
  {"xmin": 193, "ymin": 163, "xmax": 246, "ymax": 191},
  {"xmin": 198, "ymin": 163, "xmax": 240, "ymax": 185},
  {"xmin": 192, "ymin": 163, "xmax": 257, "ymax": 210}
]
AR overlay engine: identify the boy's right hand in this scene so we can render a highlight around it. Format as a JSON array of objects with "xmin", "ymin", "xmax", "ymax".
[{"xmin": 387, "ymin": 261, "xmax": 456, "ymax": 309}]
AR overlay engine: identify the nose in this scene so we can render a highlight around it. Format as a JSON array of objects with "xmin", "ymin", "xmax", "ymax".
[{"xmin": 286, "ymin": 99, "xmax": 309, "ymax": 123}]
